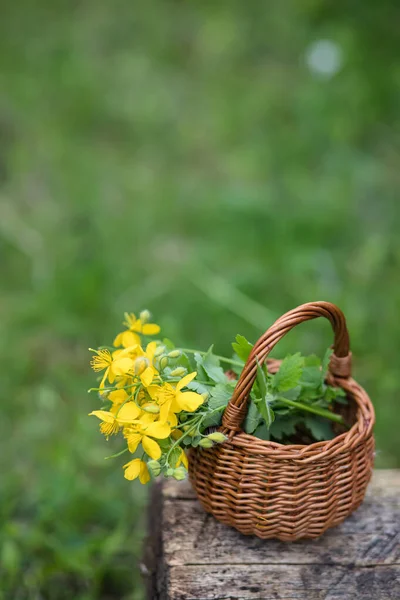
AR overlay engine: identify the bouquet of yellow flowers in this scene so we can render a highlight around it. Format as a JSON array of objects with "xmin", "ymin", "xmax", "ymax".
[{"xmin": 89, "ymin": 310, "xmax": 347, "ymax": 483}]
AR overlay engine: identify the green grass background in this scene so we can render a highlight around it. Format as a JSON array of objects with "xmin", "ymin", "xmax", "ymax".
[{"xmin": 1, "ymin": 1, "xmax": 399, "ymax": 598}]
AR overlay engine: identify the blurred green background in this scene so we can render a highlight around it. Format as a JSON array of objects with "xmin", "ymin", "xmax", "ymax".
[{"xmin": 1, "ymin": 1, "xmax": 399, "ymax": 598}]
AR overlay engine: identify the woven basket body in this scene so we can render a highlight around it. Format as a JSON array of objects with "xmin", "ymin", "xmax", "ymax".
[{"xmin": 189, "ymin": 302, "xmax": 375, "ymax": 541}]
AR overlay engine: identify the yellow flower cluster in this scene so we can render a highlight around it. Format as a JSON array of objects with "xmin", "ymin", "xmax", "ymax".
[{"xmin": 89, "ymin": 311, "xmax": 206, "ymax": 483}]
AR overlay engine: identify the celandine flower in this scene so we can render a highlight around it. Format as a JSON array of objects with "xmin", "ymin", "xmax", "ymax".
[
  {"xmin": 114, "ymin": 313, "xmax": 160, "ymax": 348},
  {"xmin": 89, "ymin": 402, "xmax": 141, "ymax": 438},
  {"xmin": 90, "ymin": 348, "xmax": 134, "ymax": 388},
  {"xmin": 123, "ymin": 459, "xmax": 150, "ymax": 483},
  {"xmin": 149, "ymin": 372, "xmax": 205, "ymax": 422},
  {"xmin": 123, "ymin": 415, "xmax": 171, "ymax": 459}
]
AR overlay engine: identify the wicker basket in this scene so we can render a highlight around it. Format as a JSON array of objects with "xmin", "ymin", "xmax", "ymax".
[{"xmin": 189, "ymin": 301, "xmax": 375, "ymax": 540}]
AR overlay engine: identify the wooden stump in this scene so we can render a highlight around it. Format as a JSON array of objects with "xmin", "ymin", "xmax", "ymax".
[{"xmin": 144, "ymin": 470, "xmax": 400, "ymax": 600}]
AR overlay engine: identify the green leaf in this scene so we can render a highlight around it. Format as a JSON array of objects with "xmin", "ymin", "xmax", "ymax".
[
  {"xmin": 253, "ymin": 423, "xmax": 270, "ymax": 440},
  {"xmin": 187, "ymin": 380, "xmax": 211, "ymax": 395},
  {"xmin": 232, "ymin": 334, "xmax": 253, "ymax": 362},
  {"xmin": 201, "ymin": 383, "xmax": 233, "ymax": 429},
  {"xmin": 201, "ymin": 412, "xmax": 223, "ymax": 429},
  {"xmin": 244, "ymin": 398, "xmax": 261, "ymax": 433},
  {"xmin": 190, "ymin": 435, "xmax": 202, "ymax": 447},
  {"xmin": 163, "ymin": 338, "xmax": 175, "ymax": 350},
  {"xmin": 169, "ymin": 447, "xmax": 182, "ymax": 468},
  {"xmin": 269, "ymin": 416, "xmax": 298, "ymax": 440},
  {"xmin": 182, "ymin": 437, "xmax": 194, "ymax": 446},
  {"xmin": 280, "ymin": 385, "xmax": 301, "ymax": 401},
  {"xmin": 300, "ymin": 366, "xmax": 323, "ymax": 389},
  {"xmin": 255, "ymin": 361, "xmax": 275, "ymax": 427},
  {"xmin": 174, "ymin": 352, "xmax": 193, "ymax": 372},
  {"xmin": 303, "ymin": 416, "xmax": 335, "ymax": 441},
  {"xmin": 272, "ymin": 353, "xmax": 304, "ymax": 392},
  {"xmin": 208, "ymin": 383, "xmax": 234, "ymax": 411},
  {"xmin": 304, "ymin": 354, "xmax": 321, "ymax": 367},
  {"xmin": 194, "ymin": 352, "xmax": 210, "ymax": 382},
  {"xmin": 201, "ymin": 346, "xmax": 227, "ymax": 384},
  {"xmin": 321, "ymin": 348, "xmax": 333, "ymax": 378}
]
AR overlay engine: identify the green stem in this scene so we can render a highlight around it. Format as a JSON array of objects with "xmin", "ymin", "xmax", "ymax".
[
  {"xmin": 88, "ymin": 382, "xmax": 141, "ymax": 393},
  {"xmin": 277, "ymin": 397, "xmax": 345, "ymax": 424},
  {"xmin": 165, "ymin": 416, "xmax": 202, "ymax": 463},
  {"xmin": 179, "ymin": 348, "xmax": 243, "ymax": 368},
  {"xmin": 104, "ymin": 447, "xmax": 129, "ymax": 460}
]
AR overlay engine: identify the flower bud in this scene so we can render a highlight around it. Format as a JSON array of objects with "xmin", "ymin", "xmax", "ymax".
[
  {"xmin": 199, "ymin": 438, "xmax": 214, "ymax": 448},
  {"xmin": 139, "ymin": 309, "xmax": 151, "ymax": 324},
  {"xmin": 167, "ymin": 350, "xmax": 181, "ymax": 359},
  {"xmin": 134, "ymin": 357, "xmax": 149, "ymax": 375},
  {"xmin": 154, "ymin": 345, "xmax": 166, "ymax": 357},
  {"xmin": 159, "ymin": 356, "xmax": 169, "ymax": 370},
  {"xmin": 207, "ymin": 432, "xmax": 227, "ymax": 443},
  {"xmin": 165, "ymin": 468, "xmax": 174, "ymax": 477},
  {"xmin": 142, "ymin": 404, "xmax": 160, "ymax": 414},
  {"xmin": 170, "ymin": 367, "xmax": 187, "ymax": 378},
  {"xmin": 183, "ymin": 425, "xmax": 195, "ymax": 436},
  {"xmin": 147, "ymin": 460, "xmax": 161, "ymax": 476},
  {"xmin": 172, "ymin": 467, "xmax": 187, "ymax": 481}
]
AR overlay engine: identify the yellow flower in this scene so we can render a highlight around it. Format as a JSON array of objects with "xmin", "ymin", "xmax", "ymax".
[
  {"xmin": 149, "ymin": 372, "xmax": 204, "ymax": 422},
  {"xmin": 135, "ymin": 341, "xmax": 159, "ymax": 387},
  {"xmin": 90, "ymin": 348, "xmax": 134, "ymax": 388},
  {"xmin": 89, "ymin": 402, "xmax": 141, "ymax": 438},
  {"xmin": 108, "ymin": 389, "xmax": 129, "ymax": 415},
  {"xmin": 176, "ymin": 448, "xmax": 188, "ymax": 469},
  {"xmin": 114, "ymin": 313, "xmax": 160, "ymax": 348},
  {"xmin": 123, "ymin": 458, "xmax": 150, "ymax": 483},
  {"xmin": 124, "ymin": 415, "xmax": 171, "ymax": 460}
]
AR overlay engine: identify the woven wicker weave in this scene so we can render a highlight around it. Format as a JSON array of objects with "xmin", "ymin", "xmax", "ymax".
[{"xmin": 189, "ymin": 301, "xmax": 375, "ymax": 540}]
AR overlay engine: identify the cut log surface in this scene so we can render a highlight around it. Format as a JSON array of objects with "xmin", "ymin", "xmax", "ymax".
[{"xmin": 145, "ymin": 470, "xmax": 400, "ymax": 600}]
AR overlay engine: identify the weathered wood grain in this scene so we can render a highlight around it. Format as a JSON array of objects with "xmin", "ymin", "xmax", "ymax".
[{"xmin": 145, "ymin": 470, "xmax": 400, "ymax": 600}]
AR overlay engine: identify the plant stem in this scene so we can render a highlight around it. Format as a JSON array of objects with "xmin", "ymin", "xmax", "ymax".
[
  {"xmin": 277, "ymin": 397, "xmax": 345, "ymax": 424},
  {"xmin": 104, "ymin": 447, "xmax": 129, "ymax": 460},
  {"xmin": 179, "ymin": 348, "xmax": 243, "ymax": 368},
  {"xmin": 166, "ymin": 415, "xmax": 202, "ymax": 463}
]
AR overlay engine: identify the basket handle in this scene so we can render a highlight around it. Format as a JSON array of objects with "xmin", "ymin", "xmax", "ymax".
[{"xmin": 221, "ymin": 301, "xmax": 352, "ymax": 432}]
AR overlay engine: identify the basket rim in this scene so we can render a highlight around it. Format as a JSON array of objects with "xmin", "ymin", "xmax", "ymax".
[{"xmin": 218, "ymin": 375, "xmax": 375, "ymax": 463}]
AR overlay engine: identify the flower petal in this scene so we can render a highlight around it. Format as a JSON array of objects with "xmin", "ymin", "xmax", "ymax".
[
  {"xmin": 100, "ymin": 370, "xmax": 109, "ymax": 389},
  {"xmin": 131, "ymin": 318, "xmax": 143, "ymax": 333},
  {"xmin": 159, "ymin": 399, "xmax": 172, "ymax": 422},
  {"xmin": 139, "ymin": 461, "xmax": 151, "ymax": 484},
  {"xmin": 142, "ymin": 323, "xmax": 161, "ymax": 335},
  {"xmin": 176, "ymin": 390, "xmax": 204, "ymax": 412},
  {"xmin": 109, "ymin": 389, "xmax": 129, "ymax": 404},
  {"xmin": 89, "ymin": 410, "xmax": 115, "ymax": 423},
  {"xmin": 145, "ymin": 341, "xmax": 157, "ymax": 360},
  {"xmin": 176, "ymin": 371, "xmax": 197, "ymax": 392},
  {"xmin": 122, "ymin": 331, "xmax": 141, "ymax": 348},
  {"xmin": 142, "ymin": 436, "xmax": 161, "ymax": 460},
  {"xmin": 167, "ymin": 412, "xmax": 178, "ymax": 428},
  {"xmin": 144, "ymin": 421, "xmax": 171, "ymax": 439},
  {"xmin": 178, "ymin": 450, "xmax": 188, "ymax": 469},
  {"xmin": 147, "ymin": 384, "xmax": 161, "ymax": 400},
  {"xmin": 125, "ymin": 433, "xmax": 142, "ymax": 453},
  {"xmin": 140, "ymin": 367, "xmax": 154, "ymax": 388},
  {"xmin": 112, "ymin": 357, "xmax": 134, "ymax": 376},
  {"xmin": 116, "ymin": 402, "xmax": 142, "ymax": 423},
  {"xmin": 123, "ymin": 458, "xmax": 141, "ymax": 480},
  {"xmin": 113, "ymin": 332, "xmax": 123, "ymax": 347}
]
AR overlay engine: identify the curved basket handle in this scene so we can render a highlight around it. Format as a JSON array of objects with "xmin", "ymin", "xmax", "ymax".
[{"xmin": 221, "ymin": 301, "xmax": 352, "ymax": 432}]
